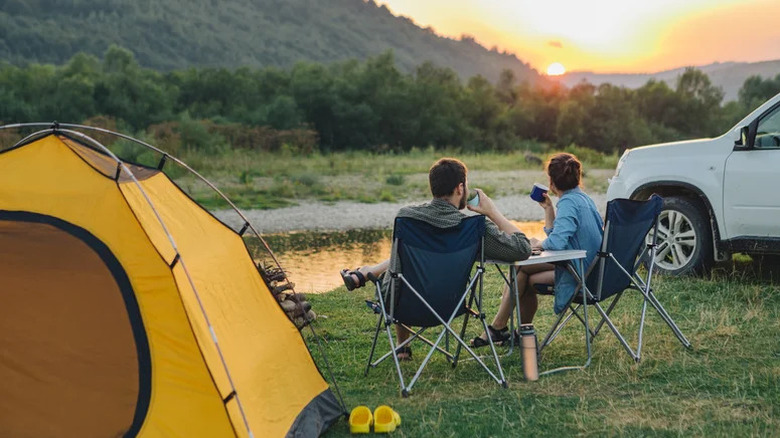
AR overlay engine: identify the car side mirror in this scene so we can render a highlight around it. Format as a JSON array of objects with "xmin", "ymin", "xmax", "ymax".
[
  {"xmin": 737, "ymin": 126, "xmax": 749, "ymax": 147},
  {"xmin": 736, "ymin": 120, "xmax": 759, "ymax": 149}
]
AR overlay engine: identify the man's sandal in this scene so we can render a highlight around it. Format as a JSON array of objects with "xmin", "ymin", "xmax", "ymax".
[
  {"xmin": 470, "ymin": 325, "xmax": 509, "ymax": 348},
  {"xmin": 339, "ymin": 268, "xmax": 367, "ymax": 291}
]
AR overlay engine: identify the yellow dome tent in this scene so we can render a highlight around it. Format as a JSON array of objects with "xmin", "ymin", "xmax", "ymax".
[{"xmin": 0, "ymin": 125, "xmax": 345, "ymax": 437}]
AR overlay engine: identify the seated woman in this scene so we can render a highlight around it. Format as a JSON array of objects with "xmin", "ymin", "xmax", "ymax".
[{"xmin": 471, "ymin": 152, "xmax": 604, "ymax": 347}]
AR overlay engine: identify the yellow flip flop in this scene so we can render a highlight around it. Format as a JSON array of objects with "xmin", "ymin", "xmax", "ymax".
[
  {"xmin": 373, "ymin": 405, "xmax": 401, "ymax": 433},
  {"xmin": 349, "ymin": 406, "xmax": 372, "ymax": 434}
]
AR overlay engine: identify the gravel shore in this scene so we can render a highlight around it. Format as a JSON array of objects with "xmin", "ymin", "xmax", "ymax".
[{"xmin": 214, "ymin": 193, "xmax": 608, "ymax": 234}]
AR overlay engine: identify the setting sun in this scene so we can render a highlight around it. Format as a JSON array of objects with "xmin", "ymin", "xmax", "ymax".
[
  {"xmin": 546, "ymin": 62, "xmax": 566, "ymax": 76},
  {"xmin": 378, "ymin": 0, "xmax": 779, "ymax": 73}
]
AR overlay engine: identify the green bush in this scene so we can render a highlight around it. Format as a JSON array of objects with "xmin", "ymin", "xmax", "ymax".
[{"xmin": 385, "ymin": 174, "xmax": 405, "ymax": 186}]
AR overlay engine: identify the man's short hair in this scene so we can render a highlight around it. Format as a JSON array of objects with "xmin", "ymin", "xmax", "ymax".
[{"xmin": 429, "ymin": 158, "xmax": 467, "ymax": 198}]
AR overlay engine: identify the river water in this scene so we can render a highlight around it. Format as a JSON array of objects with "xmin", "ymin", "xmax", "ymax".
[{"xmin": 264, "ymin": 221, "xmax": 547, "ymax": 294}]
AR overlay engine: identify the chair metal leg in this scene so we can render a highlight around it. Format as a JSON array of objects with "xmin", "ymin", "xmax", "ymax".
[
  {"xmin": 371, "ymin": 279, "xmax": 409, "ymax": 395},
  {"xmin": 644, "ymin": 291, "xmax": 692, "ymax": 348},
  {"xmin": 454, "ymin": 284, "xmax": 479, "ymax": 366},
  {"xmin": 636, "ymin": 296, "xmax": 648, "ymax": 362},
  {"xmin": 365, "ymin": 312, "xmax": 384, "ymax": 376},
  {"xmin": 477, "ymin": 267, "xmax": 507, "ymax": 386},
  {"xmin": 509, "ymin": 265, "xmax": 520, "ymax": 356},
  {"xmin": 592, "ymin": 291, "xmax": 623, "ymax": 337},
  {"xmin": 641, "ymin": 243, "xmax": 691, "ymax": 349},
  {"xmin": 591, "ymin": 301, "xmax": 639, "ymax": 361},
  {"xmin": 541, "ymin": 306, "xmax": 576, "ymax": 349},
  {"xmin": 541, "ymin": 258, "xmax": 592, "ymax": 375},
  {"xmin": 377, "ymin": 271, "xmax": 507, "ymax": 396},
  {"xmin": 613, "ymin": 253, "xmax": 692, "ymax": 350},
  {"xmin": 568, "ymin": 307, "xmax": 599, "ymax": 339},
  {"xmin": 372, "ymin": 327, "xmax": 456, "ymax": 366}
]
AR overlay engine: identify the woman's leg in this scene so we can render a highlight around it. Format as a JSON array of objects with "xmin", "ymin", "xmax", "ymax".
[
  {"xmin": 492, "ymin": 263, "xmax": 554, "ymax": 327},
  {"xmin": 523, "ymin": 268, "xmax": 555, "ymax": 323},
  {"xmin": 474, "ymin": 263, "xmax": 554, "ymax": 343},
  {"xmin": 489, "ymin": 269, "xmax": 527, "ymax": 329}
]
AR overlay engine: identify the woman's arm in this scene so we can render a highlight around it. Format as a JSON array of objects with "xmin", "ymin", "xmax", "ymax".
[
  {"xmin": 541, "ymin": 192, "xmax": 555, "ymax": 230},
  {"xmin": 541, "ymin": 197, "xmax": 579, "ymax": 250}
]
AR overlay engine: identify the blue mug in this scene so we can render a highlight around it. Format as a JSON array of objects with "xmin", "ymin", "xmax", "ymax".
[{"xmin": 530, "ymin": 183, "xmax": 548, "ymax": 202}]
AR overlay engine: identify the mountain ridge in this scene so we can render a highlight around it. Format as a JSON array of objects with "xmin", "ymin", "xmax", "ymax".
[
  {"xmin": 0, "ymin": 0, "xmax": 542, "ymax": 84},
  {"xmin": 560, "ymin": 59, "xmax": 780, "ymax": 102}
]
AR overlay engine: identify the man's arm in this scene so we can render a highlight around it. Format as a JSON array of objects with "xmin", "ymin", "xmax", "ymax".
[
  {"xmin": 466, "ymin": 189, "xmax": 519, "ymax": 234},
  {"xmin": 467, "ymin": 189, "xmax": 531, "ymax": 261}
]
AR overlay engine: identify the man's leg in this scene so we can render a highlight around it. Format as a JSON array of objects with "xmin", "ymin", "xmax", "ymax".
[
  {"xmin": 360, "ymin": 259, "xmax": 389, "ymax": 279},
  {"xmin": 341, "ymin": 259, "xmax": 389, "ymax": 288},
  {"xmin": 395, "ymin": 325, "xmax": 412, "ymax": 360}
]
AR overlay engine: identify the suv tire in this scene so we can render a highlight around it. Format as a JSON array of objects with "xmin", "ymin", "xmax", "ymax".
[{"xmin": 646, "ymin": 196, "xmax": 713, "ymax": 275}]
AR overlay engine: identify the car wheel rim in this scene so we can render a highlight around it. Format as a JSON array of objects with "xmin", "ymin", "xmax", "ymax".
[{"xmin": 646, "ymin": 210, "xmax": 697, "ymax": 271}]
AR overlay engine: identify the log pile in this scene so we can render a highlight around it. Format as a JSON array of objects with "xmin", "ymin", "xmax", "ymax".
[{"xmin": 261, "ymin": 265, "xmax": 316, "ymax": 330}]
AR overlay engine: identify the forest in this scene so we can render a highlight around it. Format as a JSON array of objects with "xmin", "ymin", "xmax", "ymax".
[
  {"xmin": 2, "ymin": 46, "xmax": 780, "ymax": 155},
  {"xmin": 0, "ymin": 0, "xmax": 538, "ymax": 82}
]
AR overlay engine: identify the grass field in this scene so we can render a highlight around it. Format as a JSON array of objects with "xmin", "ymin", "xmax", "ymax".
[
  {"xmin": 169, "ymin": 145, "xmax": 619, "ymax": 210},
  {"xmin": 306, "ymin": 260, "xmax": 780, "ymax": 437}
]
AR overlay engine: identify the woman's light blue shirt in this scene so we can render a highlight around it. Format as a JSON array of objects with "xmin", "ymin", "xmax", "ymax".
[{"xmin": 541, "ymin": 187, "xmax": 604, "ymax": 313}]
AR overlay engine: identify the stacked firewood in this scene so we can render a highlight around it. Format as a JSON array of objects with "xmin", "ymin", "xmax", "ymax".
[{"xmin": 262, "ymin": 265, "xmax": 316, "ymax": 329}]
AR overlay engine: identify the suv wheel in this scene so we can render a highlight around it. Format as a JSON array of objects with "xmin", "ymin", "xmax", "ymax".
[{"xmin": 645, "ymin": 196, "xmax": 713, "ymax": 275}]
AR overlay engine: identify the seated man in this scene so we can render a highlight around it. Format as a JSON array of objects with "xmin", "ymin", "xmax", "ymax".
[{"xmin": 340, "ymin": 157, "xmax": 532, "ymax": 359}]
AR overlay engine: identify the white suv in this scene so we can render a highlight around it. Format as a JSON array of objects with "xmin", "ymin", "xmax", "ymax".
[{"xmin": 606, "ymin": 92, "xmax": 780, "ymax": 275}]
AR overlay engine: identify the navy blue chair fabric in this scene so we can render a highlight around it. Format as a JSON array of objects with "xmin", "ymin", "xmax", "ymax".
[
  {"xmin": 585, "ymin": 194, "xmax": 663, "ymax": 302},
  {"xmin": 391, "ymin": 215, "xmax": 485, "ymax": 327},
  {"xmin": 533, "ymin": 195, "xmax": 691, "ymax": 366}
]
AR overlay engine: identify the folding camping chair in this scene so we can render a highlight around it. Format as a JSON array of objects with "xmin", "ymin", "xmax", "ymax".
[
  {"xmin": 364, "ymin": 215, "xmax": 507, "ymax": 397},
  {"xmin": 537, "ymin": 195, "xmax": 692, "ymax": 370}
]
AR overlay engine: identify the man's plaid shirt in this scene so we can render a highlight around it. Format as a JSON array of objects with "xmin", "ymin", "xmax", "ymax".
[{"xmin": 386, "ymin": 197, "xmax": 532, "ymax": 277}]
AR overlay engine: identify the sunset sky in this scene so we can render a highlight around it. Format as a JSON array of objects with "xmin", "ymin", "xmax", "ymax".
[{"xmin": 379, "ymin": 0, "xmax": 780, "ymax": 75}]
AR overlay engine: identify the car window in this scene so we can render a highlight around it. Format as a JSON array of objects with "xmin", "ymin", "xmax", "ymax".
[{"xmin": 755, "ymin": 105, "xmax": 780, "ymax": 149}]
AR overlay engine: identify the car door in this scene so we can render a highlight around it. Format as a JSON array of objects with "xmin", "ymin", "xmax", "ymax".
[{"xmin": 723, "ymin": 103, "xmax": 780, "ymax": 239}]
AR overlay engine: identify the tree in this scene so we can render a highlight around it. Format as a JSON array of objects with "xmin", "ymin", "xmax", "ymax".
[
  {"xmin": 739, "ymin": 74, "xmax": 780, "ymax": 110},
  {"xmin": 409, "ymin": 62, "xmax": 467, "ymax": 148},
  {"xmin": 674, "ymin": 68, "xmax": 724, "ymax": 137},
  {"xmin": 555, "ymin": 82, "xmax": 595, "ymax": 147}
]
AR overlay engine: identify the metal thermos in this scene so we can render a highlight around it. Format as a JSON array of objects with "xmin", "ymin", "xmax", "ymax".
[{"xmin": 520, "ymin": 324, "xmax": 539, "ymax": 381}]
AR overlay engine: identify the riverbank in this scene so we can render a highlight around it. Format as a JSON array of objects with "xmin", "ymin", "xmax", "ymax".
[{"xmin": 214, "ymin": 192, "xmax": 608, "ymax": 234}]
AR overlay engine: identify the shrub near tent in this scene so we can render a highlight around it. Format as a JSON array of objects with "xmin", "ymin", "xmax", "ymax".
[{"xmin": 0, "ymin": 129, "xmax": 343, "ymax": 437}]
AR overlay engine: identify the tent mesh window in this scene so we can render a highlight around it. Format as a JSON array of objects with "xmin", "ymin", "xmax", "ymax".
[{"xmin": 0, "ymin": 218, "xmax": 140, "ymax": 437}]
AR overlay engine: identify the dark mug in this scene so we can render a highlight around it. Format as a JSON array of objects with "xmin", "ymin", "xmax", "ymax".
[{"xmin": 530, "ymin": 183, "xmax": 548, "ymax": 202}]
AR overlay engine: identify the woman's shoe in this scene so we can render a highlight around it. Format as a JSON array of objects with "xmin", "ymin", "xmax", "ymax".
[
  {"xmin": 340, "ymin": 268, "xmax": 367, "ymax": 291},
  {"xmin": 470, "ymin": 324, "xmax": 509, "ymax": 348},
  {"xmin": 395, "ymin": 346, "xmax": 412, "ymax": 361},
  {"xmin": 373, "ymin": 405, "xmax": 400, "ymax": 433},
  {"xmin": 349, "ymin": 406, "xmax": 373, "ymax": 434}
]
